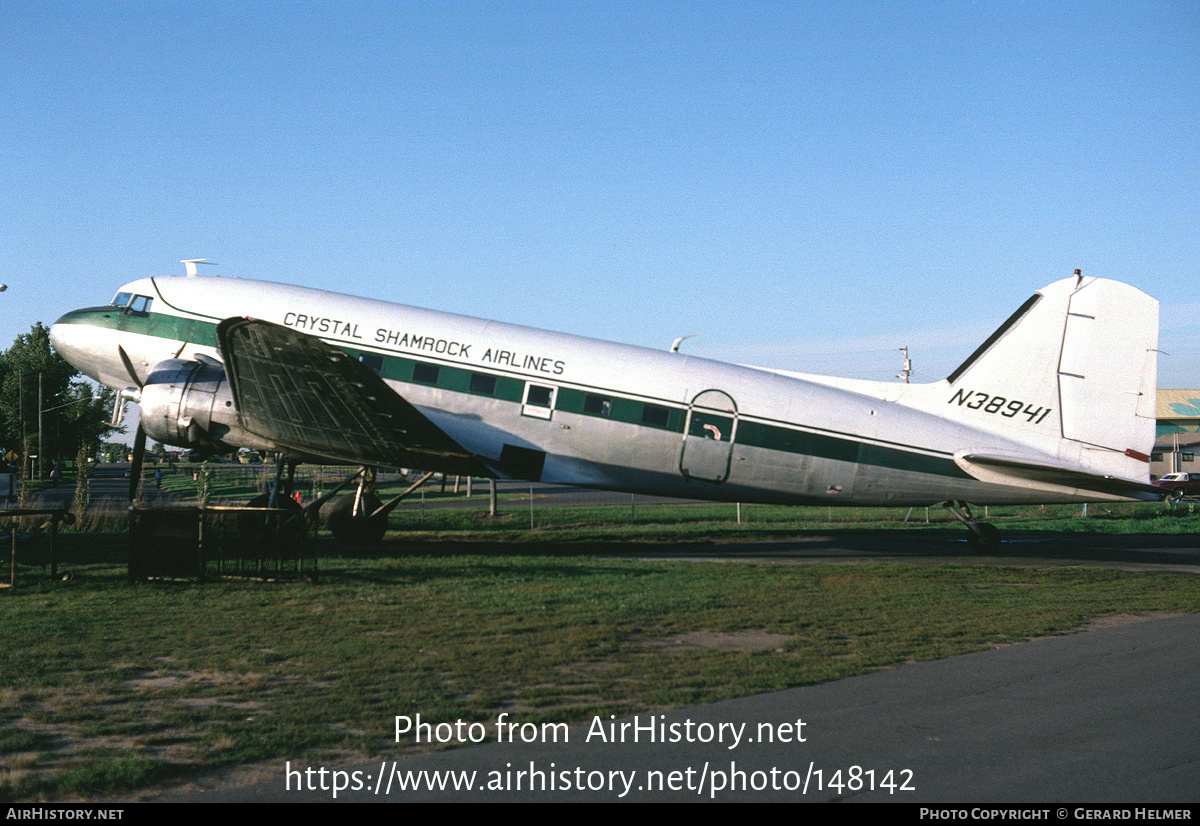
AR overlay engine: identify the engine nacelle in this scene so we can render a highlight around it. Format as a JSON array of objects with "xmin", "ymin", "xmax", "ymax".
[{"xmin": 137, "ymin": 357, "xmax": 275, "ymax": 454}]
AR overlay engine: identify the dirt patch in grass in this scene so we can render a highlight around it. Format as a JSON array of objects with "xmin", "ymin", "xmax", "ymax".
[
  {"xmin": 7, "ymin": 546, "xmax": 1199, "ymax": 802},
  {"xmin": 633, "ymin": 629, "xmax": 796, "ymax": 652},
  {"xmin": 1080, "ymin": 611, "xmax": 1183, "ymax": 631},
  {"xmin": 984, "ymin": 611, "xmax": 1185, "ymax": 649}
]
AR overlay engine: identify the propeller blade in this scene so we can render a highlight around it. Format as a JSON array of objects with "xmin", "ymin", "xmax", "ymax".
[
  {"xmin": 118, "ymin": 346, "xmax": 144, "ymax": 389},
  {"xmin": 129, "ymin": 424, "xmax": 146, "ymax": 501}
]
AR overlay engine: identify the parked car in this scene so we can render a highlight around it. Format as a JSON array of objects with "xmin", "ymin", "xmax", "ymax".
[{"xmin": 1152, "ymin": 472, "xmax": 1200, "ymax": 497}]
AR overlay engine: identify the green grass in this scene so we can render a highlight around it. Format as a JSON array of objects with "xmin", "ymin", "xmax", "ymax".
[
  {"xmin": 3, "ymin": 522, "xmax": 1200, "ymax": 800},
  {"xmin": 55, "ymin": 757, "xmax": 179, "ymax": 797},
  {"xmin": 8, "ymin": 470, "xmax": 1200, "ymax": 800},
  {"xmin": 381, "ymin": 499, "xmax": 1200, "ymax": 542},
  {"xmin": 124, "ymin": 462, "xmax": 1200, "ymax": 539}
]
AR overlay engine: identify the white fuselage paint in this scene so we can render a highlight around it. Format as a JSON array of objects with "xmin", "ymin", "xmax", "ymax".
[{"xmin": 50, "ymin": 275, "xmax": 1145, "ymax": 507}]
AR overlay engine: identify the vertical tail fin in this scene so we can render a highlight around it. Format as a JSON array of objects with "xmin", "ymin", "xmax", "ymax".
[{"xmin": 942, "ymin": 273, "xmax": 1158, "ymax": 481}]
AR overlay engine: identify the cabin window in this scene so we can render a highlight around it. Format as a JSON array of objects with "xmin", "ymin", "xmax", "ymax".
[
  {"xmin": 522, "ymin": 383, "xmax": 556, "ymax": 419},
  {"xmin": 469, "ymin": 373, "xmax": 498, "ymax": 396},
  {"xmin": 526, "ymin": 385, "xmax": 553, "ymax": 407},
  {"xmin": 111, "ymin": 292, "xmax": 133, "ymax": 308},
  {"xmin": 584, "ymin": 393, "xmax": 612, "ymax": 417},
  {"xmin": 127, "ymin": 295, "xmax": 152, "ymax": 314},
  {"xmin": 359, "ymin": 354, "xmax": 384, "ymax": 375},
  {"xmin": 641, "ymin": 403, "xmax": 670, "ymax": 429},
  {"xmin": 412, "ymin": 362, "xmax": 440, "ymax": 385}
]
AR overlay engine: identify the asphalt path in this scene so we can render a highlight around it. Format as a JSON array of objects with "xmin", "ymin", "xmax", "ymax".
[
  {"xmin": 167, "ymin": 486, "xmax": 1200, "ymax": 804},
  {"xmin": 587, "ymin": 531, "xmax": 1200, "ymax": 575},
  {"xmin": 171, "ymin": 612, "xmax": 1200, "ymax": 803},
  {"xmin": 29, "ymin": 462, "xmax": 182, "ymax": 506}
]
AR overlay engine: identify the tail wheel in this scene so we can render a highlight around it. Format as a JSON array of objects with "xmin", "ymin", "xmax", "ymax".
[{"xmin": 966, "ymin": 522, "xmax": 1001, "ymax": 553}]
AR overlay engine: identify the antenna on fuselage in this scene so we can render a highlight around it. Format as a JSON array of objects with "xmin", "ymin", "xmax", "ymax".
[
  {"xmin": 182, "ymin": 259, "xmax": 217, "ymax": 277},
  {"xmin": 670, "ymin": 334, "xmax": 698, "ymax": 353}
]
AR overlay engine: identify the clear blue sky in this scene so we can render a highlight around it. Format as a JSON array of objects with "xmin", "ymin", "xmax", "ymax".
[{"xmin": 2, "ymin": 1, "xmax": 1197, "ymax": 391}]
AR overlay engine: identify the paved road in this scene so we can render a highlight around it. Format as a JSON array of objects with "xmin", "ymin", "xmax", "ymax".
[
  {"xmin": 170, "ymin": 612, "xmax": 1200, "ymax": 803},
  {"xmin": 586, "ymin": 531, "xmax": 1200, "ymax": 575},
  {"xmin": 28, "ymin": 462, "xmax": 185, "ymax": 506}
]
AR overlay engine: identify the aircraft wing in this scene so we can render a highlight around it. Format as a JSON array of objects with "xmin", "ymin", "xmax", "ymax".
[
  {"xmin": 216, "ymin": 317, "xmax": 491, "ymax": 475},
  {"xmin": 956, "ymin": 453, "xmax": 1164, "ymax": 502}
]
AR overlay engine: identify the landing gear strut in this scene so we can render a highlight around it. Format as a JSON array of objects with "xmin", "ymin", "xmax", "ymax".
[
  {"xmin": 325, "ymin": 468, "xmax": 387, "ymax": 545},
  {"xmin": 239, "ymin": 455, "xmax": 305, "ymax": 544},
  {"xmin": 943, "ymin": 501, "xmax": 1001, "ymax": 553},
  {"xmin": 313, "ymin": 468, "xmax": 438, "ymax": 546}
]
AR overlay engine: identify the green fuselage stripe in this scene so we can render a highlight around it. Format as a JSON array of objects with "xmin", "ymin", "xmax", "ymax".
[{"xmin": 67, "ymin": 308, "xmax": 970, "ymax": 481}]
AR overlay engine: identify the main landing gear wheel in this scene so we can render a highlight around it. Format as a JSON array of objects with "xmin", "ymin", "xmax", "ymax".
[
  {"xmin": 325, "ymin": 492, "xmax": 387, "ymax": 545},
  {"xmin": 239, "ymin": 493, "xmax": 306, "ymax": 545}
]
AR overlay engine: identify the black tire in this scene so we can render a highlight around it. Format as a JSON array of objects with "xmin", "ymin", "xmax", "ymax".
[
  {"xmin": 239, "ymin": 493, "xmax": 306, "ymax": 545},
  {"xmin": 325, "ymin": 492, "xmax": 387, "ymax": 545}
]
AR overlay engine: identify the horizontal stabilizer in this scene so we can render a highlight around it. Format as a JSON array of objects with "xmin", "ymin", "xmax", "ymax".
[{"xmin": 956, "ymin": 453, "xmax": 1164, "ymax": 503}]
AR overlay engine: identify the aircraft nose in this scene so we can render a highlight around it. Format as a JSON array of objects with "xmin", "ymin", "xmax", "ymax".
[
  {"xmin": 48, "ymin": 315, "xmax": 70, "ymax": 358},
  {"xmin": 49, "ymin": 306, "xmax": 134, "ymax": 388},
  {"xmin": 49, "ymin": 310, "xmax": 95, "ymax": 379}
]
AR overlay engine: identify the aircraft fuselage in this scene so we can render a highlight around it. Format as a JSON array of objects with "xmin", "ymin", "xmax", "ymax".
[{"xmin": 50, "ymin": 274, "xmax": 1154, "ymax": 507}]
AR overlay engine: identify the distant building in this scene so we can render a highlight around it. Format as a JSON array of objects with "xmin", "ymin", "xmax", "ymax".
[{"xmin": 1154, "ymin": 390, "xmax": 1200, "ymax": 478}]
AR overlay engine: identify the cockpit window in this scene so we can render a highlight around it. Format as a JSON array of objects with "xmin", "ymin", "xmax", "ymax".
[{"xmin": 111, "ymin": 293, "xmax": 152, "ymax": 314}]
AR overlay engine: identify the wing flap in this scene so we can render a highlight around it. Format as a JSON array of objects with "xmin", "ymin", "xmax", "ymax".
[{"xmin": 217, "ymin": 317, "xmax": 490, "ymax": 474}]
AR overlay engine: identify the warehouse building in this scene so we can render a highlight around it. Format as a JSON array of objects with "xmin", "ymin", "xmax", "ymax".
[{"xmin": 1153, "ymin": 390, "xmax": 1200, "ymax": 479}]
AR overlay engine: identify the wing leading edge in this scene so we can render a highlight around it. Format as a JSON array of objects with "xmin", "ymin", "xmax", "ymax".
[{"xmin": 217, "ymin": 317, "xmax": 491, "ymax": 475}]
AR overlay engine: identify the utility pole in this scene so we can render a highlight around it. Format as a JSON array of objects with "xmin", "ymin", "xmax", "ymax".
[
  {"xmin": 897, "ymin": 346, "xmax": 912, "ymax": 384},
  {"xmin": 38, "ymin": 371, "xmax": 44, "ymax": 481},
  {"xmin": 18, "ymin": 367, "xmax": 25, "ymax": 481}
]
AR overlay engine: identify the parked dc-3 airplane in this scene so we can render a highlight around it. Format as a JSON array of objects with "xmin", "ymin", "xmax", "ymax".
[{"xmin": 49, "ymin": 264, "xmax": 1162, "ymax": 549}]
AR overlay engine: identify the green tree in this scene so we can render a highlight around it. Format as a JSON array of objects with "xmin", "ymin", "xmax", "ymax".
[
  {"xmin": 58, "ymin": 378, "xmax": 119, "ymax": 462},
  {"xmin": 0, "ymin": 322, "xmax": 118, "ymax": 475},
  {"xmin": 101, "ymin": 441, "xmax": 130, "ymax": 463}
]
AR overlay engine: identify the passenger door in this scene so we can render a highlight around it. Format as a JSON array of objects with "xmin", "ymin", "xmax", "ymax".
[{"xmin": 680, "ymin": 389, "xmax": 737, "ymax": 482}]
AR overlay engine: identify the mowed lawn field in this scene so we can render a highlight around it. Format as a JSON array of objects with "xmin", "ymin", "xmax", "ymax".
[{"xmin": 4, "ymin": 491, "xmax": 1200, "ymax": 801}]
